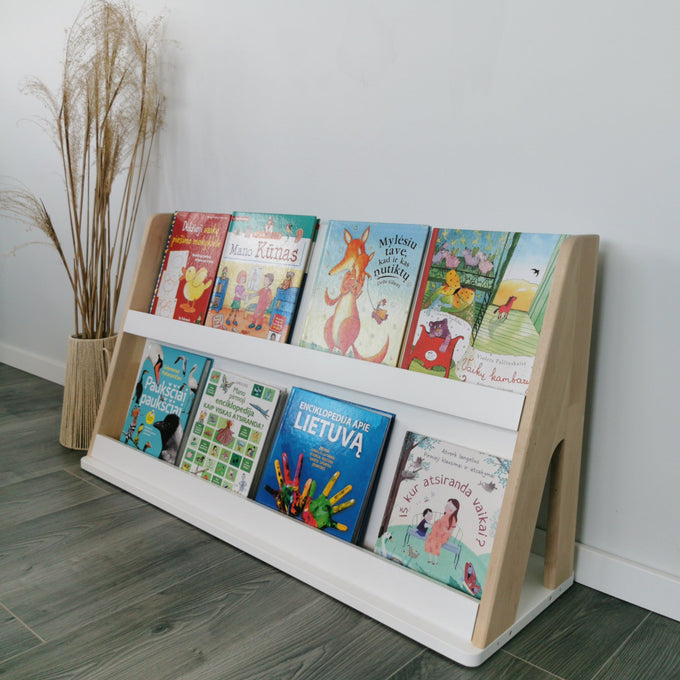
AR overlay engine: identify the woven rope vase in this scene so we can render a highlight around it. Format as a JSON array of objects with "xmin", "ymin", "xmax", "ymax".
[{"xmin": 59, "ymin": 334, "xmax": 118, "ymax": 450}]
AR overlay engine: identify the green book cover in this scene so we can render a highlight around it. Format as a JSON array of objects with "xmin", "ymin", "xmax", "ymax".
[{"xmin": 178, "ymin": 366, "xmax": 283, "ymax": 496}]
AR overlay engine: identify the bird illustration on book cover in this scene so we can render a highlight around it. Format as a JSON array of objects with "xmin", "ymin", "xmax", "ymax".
[
  {"xmin": 375, "ymin": 431, "xmax": 510, "ymax": 599},
  {"xmin": 120, "ymin": 341, "xmax": 211, "ymax": 464},
  {"xmin": 401, "ymin": 229, "xmax": 566, "ymax": 394},
  {"xmin": 299, "ymin": 221, "xmax": 429, "ymax": 367}
]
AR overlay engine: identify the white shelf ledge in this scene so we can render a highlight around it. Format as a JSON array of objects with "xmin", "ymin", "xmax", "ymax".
[{"xmin": 123, "ymin": 310, "xmax": 525, "ymax": 431}]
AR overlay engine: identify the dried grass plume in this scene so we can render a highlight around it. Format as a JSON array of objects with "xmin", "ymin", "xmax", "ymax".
[{"xmin": 1, "ymin": 0, "xmax": 165, "ymax": 339}]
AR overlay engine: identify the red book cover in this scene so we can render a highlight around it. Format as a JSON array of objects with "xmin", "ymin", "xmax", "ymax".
[
  {"xmin": 150, "ymin": 211, "xmax": 232, "ymax": 324},
  {"xmin": 399, "ymin": 228, "xmax": 440, "ymax": 368}
]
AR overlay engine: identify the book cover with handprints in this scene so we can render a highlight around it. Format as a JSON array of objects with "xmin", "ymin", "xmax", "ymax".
[
  {"xmin": 375, "ymin": 431, "xmax": 511, "ymax": 600},
  {"xmin": 401, "ymin": 228, "xmax": 566, "ymax": 394},
  {"xmin": 204, "ymin": 211, "xmax": 318, "ymax": 342},
  {"xmin": 150, "ymin": 211, "xmax": 232, "ymax": 324},
  {"xmin": 120, "ymin": 341, "xmax": 212, "ymax": 464},
  {"xmin": 253, "ymin": 387, "xmax": 394, "ymax": 543},
  {"xmin": 177, "ymin": 366, "xmax": 283, "ymax": 497},
  {"xmin": 299, "ymin": 220, "xmax": 429, "ymax": 366}
]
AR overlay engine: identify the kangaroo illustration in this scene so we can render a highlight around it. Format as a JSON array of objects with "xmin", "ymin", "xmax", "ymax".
[
  {"xmin": 324, "ymin": 227, "xmax": 389, "ymax": 363},
  {"xmin": 329, "ymin": 226, "xmax": 373, "ymax": 282}
]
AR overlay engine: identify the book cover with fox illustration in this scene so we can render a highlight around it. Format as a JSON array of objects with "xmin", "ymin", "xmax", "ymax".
[
  {"xmin": 400, "ymin": 228, "xmax": 566, "ymax": 394},
  {"xmin": 150, "ymin": 211, "xmax": 232, "ymax": 324},
  {"xmin": 253, "ymin": 387, "xmax": 394, "ymax": 544},
  {"xmin": 204, "ymin": 211, "xmax": 318, "ymax": 342},
  {"xmin": 298, "ymin": 220, "xmax": 429, "ymax": 367},
  {"xmin": 120, "ymin": 341, "xmax": 212, "ymax": 464},
  {"xmin": 375, "ymin": 431, "xmax": 510, "ymax": 600},
  {"xmin": 177, "ymin": 365, "xmax": 283, "ymax": 497}
]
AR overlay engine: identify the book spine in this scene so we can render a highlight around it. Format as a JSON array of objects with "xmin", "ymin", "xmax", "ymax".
[
  {"xmin": 352, "ymin": 415, "xmax": 394, "ymax": 544},
  {"xmin": 149, "ymin": 211, "xmax": 180, "ymax": 314},
  {"xmin": 399, "ymin": 228, "xmax": 439, "ymax": 369},
  {"xmin": 247, "ymin": 388, "xmax": 287, "ymax": 499},
  {"xmin": 197, "ymin": 215, "xmax": 232, "ymax": 326},
  {"xmin": 173, "ymin": 356, "xmax": 214, "ymax": 466},
  {"xmin": 377, "ymin": 436, "xmax": 411, "ymax": 538},
  {"xmin": 394, "ymin": 226, "xmax": 432, "ymax": 366},
  {"xmin": 285, "ymin": 218, "xmax": 320, "ymax": 343}
]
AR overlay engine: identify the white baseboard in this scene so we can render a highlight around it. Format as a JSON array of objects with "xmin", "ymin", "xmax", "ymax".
[
  {"xmin": 574, "ymin": 543, "xmax": 680, "ymax": 622},
  {"xmin": 0, "ymin": 342, "xmax": 65, "ymax": 385},
  {"xmin": 533, "ymin": 528, "xmax": 680, "ymax": 622}
]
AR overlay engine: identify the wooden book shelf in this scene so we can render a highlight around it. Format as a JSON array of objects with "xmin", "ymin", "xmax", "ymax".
[{"xmin": 82, "ymin": 213, "xmax": 599, "ymax": 666}]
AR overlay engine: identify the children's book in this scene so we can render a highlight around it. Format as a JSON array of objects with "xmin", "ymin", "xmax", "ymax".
[
  {"xmin": 400, "ymin": 229, "xmax": 566, "ymax": 394},
  {"xmin": 375, "ymin": 431, "xmax": 511, "ymax": 600},
  {"xmin": 150, "ymin": 211, "xmax": 232, "ymax": 324},
  {"xmin": 204, "ymin": 211, "xmax": 319, "ymax": 342},
  {"xmin": 298, "ymin": 220, "xmax": 430, "ymax": 367},
  {"xmin": 120, "ymin": 341, "xmax": 212, "ymax": 464},
  {"xmin": 177, "ymin": 366, "xmax": 283, "ymax": 497},
  {"xmin": 253, "ymin": 387, "xmax": 394, "ymax": 544}
]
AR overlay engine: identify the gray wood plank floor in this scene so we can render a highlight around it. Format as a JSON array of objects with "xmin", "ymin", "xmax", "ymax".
[{"xmin": 1, "ymin": 362, "xmax": 678, "ymax": 679}]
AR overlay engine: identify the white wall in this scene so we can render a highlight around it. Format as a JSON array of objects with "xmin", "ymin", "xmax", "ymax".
[{"xmin": 2, "ymin": 1, "xmax": 678, "ymax": 619}]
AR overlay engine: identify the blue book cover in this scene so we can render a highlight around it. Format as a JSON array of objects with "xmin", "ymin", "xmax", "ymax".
[
  {"xmin": 120, "ymin": 340, "xmax": 212, "ymax": 464},
  {"xmin": 253, "ymin": 387, "xmax": 394, "ymax": 543},
  {"xmin": 299, "ymin": 220, "xmax": 429, "ymax": 366}
]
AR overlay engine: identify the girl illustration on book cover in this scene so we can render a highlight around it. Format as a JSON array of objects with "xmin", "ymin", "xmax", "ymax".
[{"xmin": 424, "ymin": 498, "xmax": 460, "ymax": 565}]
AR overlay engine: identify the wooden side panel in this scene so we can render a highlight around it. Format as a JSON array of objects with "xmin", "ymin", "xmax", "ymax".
[
  {"xmin": 126, "ymin": 213, "xmax": 174, "ymax": 312},
  {"xmin": 93, "ymin": 333, "xmax": 147, "ymax": 440},
  {"xmin": 544, "ymin": 236, "xmax": 599, "ymax": 588},
  {"xmin": 472, "ymin": 235, "xmax": 599, "ymax": 648},
  {"xmin": 87, "ymin": 214, "xmax": 173, "ymax": 449}
]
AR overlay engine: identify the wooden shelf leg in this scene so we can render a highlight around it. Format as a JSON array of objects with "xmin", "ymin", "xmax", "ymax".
[
  {"xmin": 544, "ymin": 436, "xmax": 579, "ymax": 588},
  {"xmin": 544, "ymin": 236, "xmax": 599, "ymax": 589}
]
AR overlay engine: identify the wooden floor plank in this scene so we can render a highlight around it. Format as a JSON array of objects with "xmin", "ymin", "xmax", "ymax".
[
  {"xmin": 0, "ymin": 364, "xmax": 63, "ymax": 421},
  {"xmin": 0, "ymin": 416, "xmax": 79, "ymax": 487},
  {"xmin": 0, "ymin": 555, "xmax": 423, "ymax": 680},
  {"xmin": 0, "ymin": 365, "xmax": 77, "ymax": 488},
  {"xmin": 63, "ymin": 461, "xmax": 126, "ymax": 493},
  {"xmin": 0, "ymin": 469, "xmax": 112, "ymax": 526},
  {"xmin": 389, "ymin": 647, "xmax": 561, "ymax": 680},
  {"xmin": 504, "ymin": 583, "xmax": 649, "ymax": 680},
  {"xmin": 0, "ymin": 605, "xmax": 43, "ymax": 664},
  {"xmin": 593, "ymin": 613, "xmax": 680, "ymax": 680},
  {"xmin": 0, "ymin": 491, "xmax": 240, "ymax": 641}
]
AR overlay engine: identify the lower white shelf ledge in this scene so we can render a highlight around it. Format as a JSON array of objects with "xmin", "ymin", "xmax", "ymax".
[{"xmin": 82, "ymin": 435, "xmax": 573, "ymax": 667}]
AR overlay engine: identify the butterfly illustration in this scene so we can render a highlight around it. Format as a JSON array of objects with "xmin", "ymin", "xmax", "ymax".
[{"xmin": 426, "ymin": 269, "xmax": 475, "ymax": 311}]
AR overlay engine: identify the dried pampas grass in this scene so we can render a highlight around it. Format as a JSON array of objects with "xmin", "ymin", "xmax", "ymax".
[{"xmin": 1, "ymin": 0, "xmax": 165, "ymax": 339}]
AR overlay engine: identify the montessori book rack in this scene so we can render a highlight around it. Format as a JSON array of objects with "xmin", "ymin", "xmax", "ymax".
[{"xmin": 82, "ymin": 213, "xmax": 599, "ymax": 666}]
